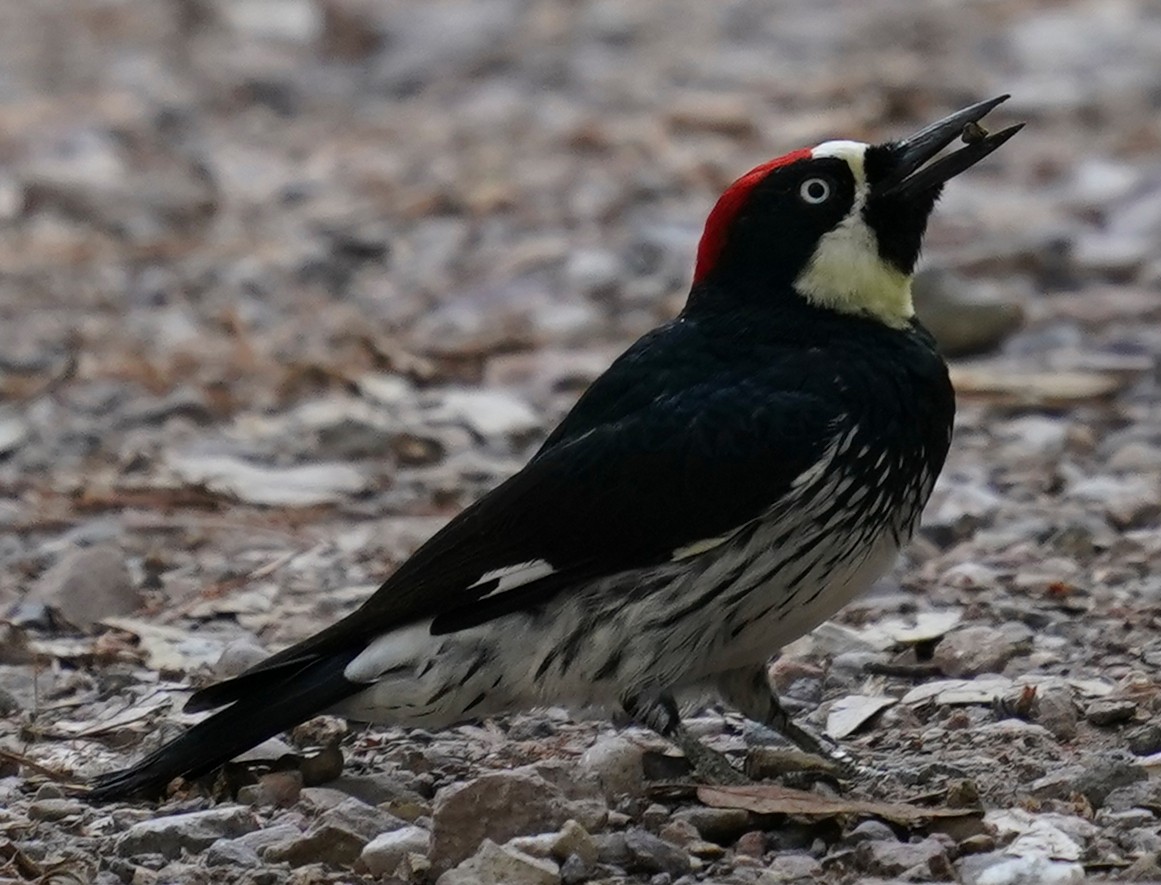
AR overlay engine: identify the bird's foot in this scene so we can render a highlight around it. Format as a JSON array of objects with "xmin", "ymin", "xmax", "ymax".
[
  {"xmin": 672, "ymin": 730, "xmax": 750, "ymax": 785},
  {"xmin": 771, "ymin": 719, "xmax": 864, "ymax": 779}
]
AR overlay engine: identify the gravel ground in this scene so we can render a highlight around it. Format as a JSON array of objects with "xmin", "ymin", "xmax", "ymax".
[{"xmin": 2, "ymin": 1, "xmax": 1161, "ymax": 883}]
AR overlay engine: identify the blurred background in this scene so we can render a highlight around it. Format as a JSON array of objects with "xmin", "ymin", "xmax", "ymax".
[{"xmin": 1, "ymin": 1, "xmax": 1161, "ymax": 868}]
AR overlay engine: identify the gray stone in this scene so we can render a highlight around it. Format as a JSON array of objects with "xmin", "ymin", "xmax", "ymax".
[
  {"xmin": 1032, "ymin": 680, "xmax": 1079, "ymax": 740},
  {"xmin": 114, "ymin": 806, "xmax": 258, "ymax": 859},
  {"xmin": 27, "ymin": 798, "xmax": 84, "ymax": 822},
  {"xmin": 577, "ymin": 735, "xmax": 646, "ymax": 799},
  {"xmin": 263, "ymin": 824, "xmax": 367, "ymax": 868},
  {"xmin": 843, "ymin": 819, "xmax": 897, "ymax": 845},
  {"xmin": 330, "ymin": 771, "xmax": 431, "ymax": 806},
  {"xmin": 932, "ymin": 624, "xmax": 1031, "ymax": 678},
  {"xmin": 1093, "ymin": 775, "xmax": 1161, "ymax": 813},
  {"xmin": 559, "ymin": 851, "xmax": 592, "ymax": 885},
  {"xmin": 237, "ymin": 770, "xmax": 303, "ymax": 808},
  {"xmin": 430, "ymin": 772, "xmax": 570, "ymax": 871},
  {"xmin": 31, "ymin": 545, "xmax": 139, "ymax": 630},
  {"xmin": 1084, "ymin": 697, "xmax": 1137, "ymax": 726},
  {"xmin": 1071, "ymin": 752, "xmax": 1146, "ymax": 808},
  {"xmin": 855, "ymin": 836, "xmax": 950, "ymax": 877},
  {"xmin": 214, "ymin": 639, "xmax": 269, "ymax": 679},
  {"xmin": 735, "ymin": 830, "xmax": 766, "ymax": 857},
  {"xmin": 1028, "ymin": 766, "xmax": 1087, "ymax": 801},
  {"xmin": 511, "ymin": 819, "xmax": 598, "ymax": 867},
  {"xmin": 263, "ymin": 797, "xmax": 405, "ymax": 868},
  {"xmin": 621, "ymin": 828, "xmax": 692, "ymax": 877},
  {"xmin": 757, "ymin": 853, "xmax": 824, "ymax": 883},
  {"xmin": 232, "ymin": 822, "xmax": 304, "ymax": 857},
  {"xmin": 204, "ymin": 838, "xmax": 261, "ymax": 868},
  {"xmin": 361, "ymin": 825, "xmax": 430, "ymax": 877},
  {"xmin": 671, "ymin": 807, "xmax": 750, "ymax": 844},
  {"xmin": 297, "ymin": 786, "xmax": 353, "ymax": 810},
  {"xmin": 317, "ymin": 796, "xmax": 406, "ymax": 841},
  {"xmin": 1068, "ymin": 474, "xmax": 1161, "ymax": 529},
  {"xmin": 1126, "ymin": 722, "xmax": 1161, "ymax": 756},
  {"xmin": 437, "ymin": 839, "xmax": 560, "ymax": 885},
  {"xmin": 552, "ymin": 820, "xmax": 597, "ymax": 866},
  {"xmin": 912, "ymin": 268, "xmax": 1024, "ymax": 358}
]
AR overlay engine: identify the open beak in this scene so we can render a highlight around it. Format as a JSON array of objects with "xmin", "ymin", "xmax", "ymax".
[{"xmin": 876, "ymin": 95, "xmax": 1023, "ymax": 199}]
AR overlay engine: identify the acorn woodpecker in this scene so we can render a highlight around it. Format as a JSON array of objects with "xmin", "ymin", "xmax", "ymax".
[{"xmin": 89, "ymin": 96, "xmax": 1020, "ymax": 800}]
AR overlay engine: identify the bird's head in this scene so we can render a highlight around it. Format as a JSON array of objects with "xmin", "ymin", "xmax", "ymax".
[{"xmin": 691, "ymin": 96, "xmax": 1022, "ymax": 328}]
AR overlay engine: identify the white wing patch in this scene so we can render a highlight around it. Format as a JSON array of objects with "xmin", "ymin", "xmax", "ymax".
[{"xmin": 469, "ymin": 560, "xmax": 556, "ymax": 598}]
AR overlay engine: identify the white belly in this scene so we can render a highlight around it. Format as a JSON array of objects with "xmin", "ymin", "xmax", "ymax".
[{"xmin": 329, "ymin": 523, "xmax": 901, "ymax": 729}]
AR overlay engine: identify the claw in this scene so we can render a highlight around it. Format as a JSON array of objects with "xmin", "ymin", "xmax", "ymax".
[{"xmin": 673, "ymin": 730, "xmax": 751, "ymax": 785}]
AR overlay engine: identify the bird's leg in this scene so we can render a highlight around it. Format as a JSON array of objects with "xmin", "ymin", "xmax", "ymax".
[
  {"xmin": 716, "ymin": 665, "xmax": 859, "ymax": 776},
  {"xmin": 622, "ymin": 692, "xmax": 749, "ymax": 785}
]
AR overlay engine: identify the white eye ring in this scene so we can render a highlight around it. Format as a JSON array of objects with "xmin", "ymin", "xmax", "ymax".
[{"xmin": 799, "ymin": 177, "xmax": 831, "ymax": 204}]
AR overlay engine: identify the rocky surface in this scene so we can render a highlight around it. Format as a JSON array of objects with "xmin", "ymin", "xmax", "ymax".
[{"xmin": 2, "ymin": 0, "xmax": 1161, "ymax": 883}]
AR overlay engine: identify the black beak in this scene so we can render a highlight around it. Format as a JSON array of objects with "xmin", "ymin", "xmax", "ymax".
[{"xmin": 876, "ymin": 95, "xmax": 1023, "ymax": 199}]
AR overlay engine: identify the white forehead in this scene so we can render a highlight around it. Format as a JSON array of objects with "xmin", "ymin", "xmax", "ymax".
[{"xmin": 811, "ymin": 140, "xmax": 869, "ymax": 186}]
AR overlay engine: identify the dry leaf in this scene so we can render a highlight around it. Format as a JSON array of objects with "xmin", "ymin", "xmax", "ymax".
[
  {"xmin": 855, "ymin": 609, "xmax": 963, "ymax": 649},
  {"xmin": 901, "ymin": 676, "xmax": 1014, "ymax": 706},
  {"xmin": 826, "ymin": 695, "xmax": 898, "ymax": 739}
]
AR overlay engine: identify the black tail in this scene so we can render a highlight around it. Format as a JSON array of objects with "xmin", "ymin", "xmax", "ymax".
[{"xmin": 87, "ymin": 652, "xmax": 362, "ymax": 802}]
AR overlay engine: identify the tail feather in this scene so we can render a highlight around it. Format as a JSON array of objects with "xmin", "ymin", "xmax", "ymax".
[
  {"xmin": 183, "ymin": 656, "xmax": 315, "ymax": 714},
  {"xmin": 87, "ymin": 652, "xmax": 362, "ymax": 802}
]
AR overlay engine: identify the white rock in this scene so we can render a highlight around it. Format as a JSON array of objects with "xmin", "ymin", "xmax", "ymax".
[
  {"xmin": 437, "ymin": 840, "xmax": 560, "ymax": 885},
  {"xmin": 362, "ymin": 825, "xmax": 431, "ymax": 878},
  {"xmin": 973, "ymin": 855, "xmax": 1085, "ymax": 885}
]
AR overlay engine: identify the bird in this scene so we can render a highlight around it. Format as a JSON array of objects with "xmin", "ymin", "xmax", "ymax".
[{"xmin": 89, "ymin": 96, "xmax": 1021, "ymax": 801}]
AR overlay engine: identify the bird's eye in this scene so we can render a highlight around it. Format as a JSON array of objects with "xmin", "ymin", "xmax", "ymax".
[{"xmin": 799, "ymin": 177, "xmax": 832, "ymax": 204}]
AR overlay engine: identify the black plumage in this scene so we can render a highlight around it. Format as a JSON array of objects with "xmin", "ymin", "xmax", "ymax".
[{"xmin": 89, "ymin": 97, "xmax": 1018, "ymax": 802}]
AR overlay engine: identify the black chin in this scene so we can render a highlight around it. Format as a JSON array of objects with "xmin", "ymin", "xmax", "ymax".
[
  {"xmin": 861, "ymin": 96, "xmax": 1023, "ymax": 274},
  {"xmin": 862, "ymin": 172, "xmax": 942, "ymax": 275}
]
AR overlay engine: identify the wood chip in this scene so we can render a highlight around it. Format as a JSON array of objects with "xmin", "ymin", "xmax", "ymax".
[
  {"xmin": 950, "ymin": 366, "xmax": 1129, "ymax": 406},
  {"xmin": 698, "ymin": 784, "xmax": 979, "ymax": 825}
]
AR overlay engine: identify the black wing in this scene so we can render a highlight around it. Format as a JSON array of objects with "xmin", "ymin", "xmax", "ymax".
[{"xmin": 187, "ymin": 320, "xmax": 843, "ymax": 709}]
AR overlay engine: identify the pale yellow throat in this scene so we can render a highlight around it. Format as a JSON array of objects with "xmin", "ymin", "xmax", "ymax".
[
  {"xmin": 794, "ymin": 219, "xmax": 915, "ymax": 329},
  {"xmin": 797, "ymin": 139, "xmax": 915, "ymax": 329}
]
